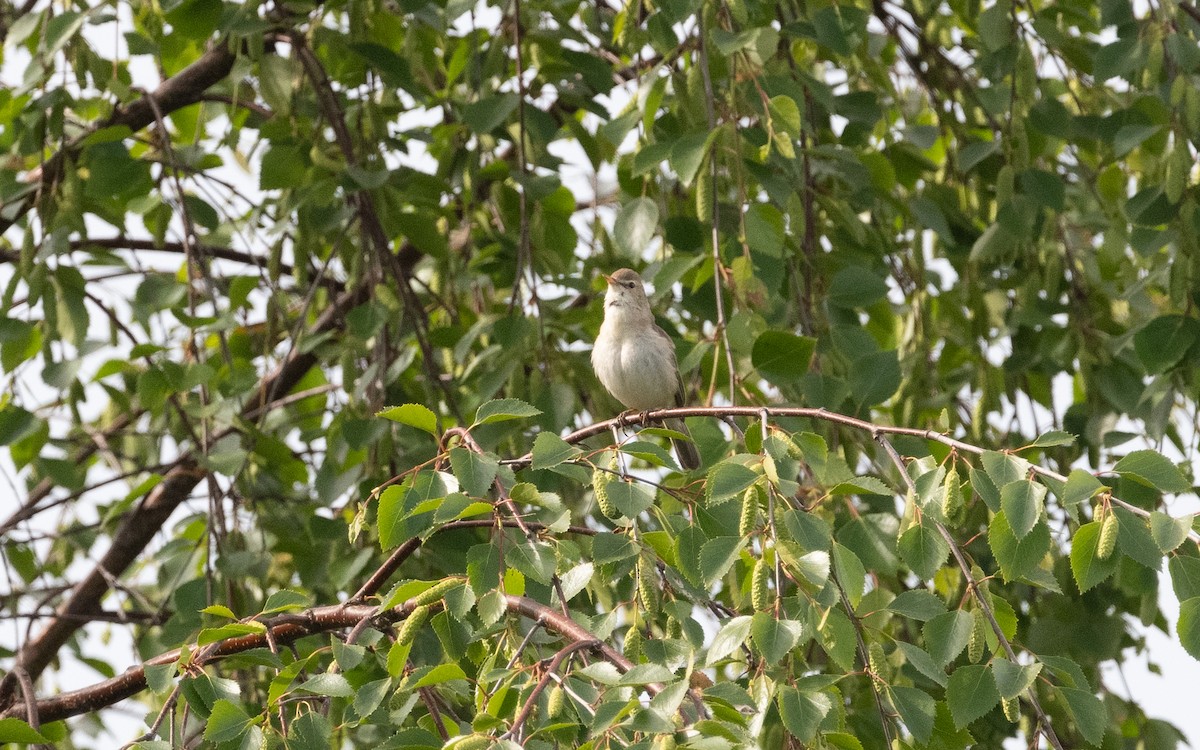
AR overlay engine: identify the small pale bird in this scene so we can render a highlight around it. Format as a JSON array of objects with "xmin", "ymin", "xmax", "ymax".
[{"xmin": 592, "ymin": 268, "xmax": 701, "ymax": 471}]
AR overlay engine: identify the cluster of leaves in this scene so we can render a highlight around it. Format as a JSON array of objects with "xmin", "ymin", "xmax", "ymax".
[{"xmin": 1, "ymin": 0, "xmax": 1200, "ymax": 747}]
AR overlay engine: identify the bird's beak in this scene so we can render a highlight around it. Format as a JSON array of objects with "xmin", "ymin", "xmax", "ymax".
[{"xmin": 602, "ymin": 273, "xmax": 614, "ymax": 285}]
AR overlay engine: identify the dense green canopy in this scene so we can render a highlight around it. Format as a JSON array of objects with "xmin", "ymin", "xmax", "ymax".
[{"xmin": 1, "ymin": 0, "xmax": 1199, "ymax": 747}]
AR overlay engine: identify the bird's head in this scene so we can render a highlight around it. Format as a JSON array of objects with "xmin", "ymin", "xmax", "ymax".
[{"xmin": 602, "ymin": 268, "xmax": 649, "ymax": 313}]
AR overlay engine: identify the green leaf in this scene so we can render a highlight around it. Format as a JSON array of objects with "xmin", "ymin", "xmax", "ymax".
[
  {"xmin": 706, "ymin": 615, "xmax": 753, "ymax": 666},
  {"xmin": 411, "ymin": 663, "xmax": 467, "ymax": 687},
  {"xmin": 700, "ymin": 536, "xmax": 743, "ymax": 585},
  {"xmin": 999, "ymin": 480, "xmax": 1045, "ymax": 539},
  {"xmin": 828, "ymin": 266, "xmax": 889, "ymax": 309},
  {"xmin": 606, "ymin": 480, "xmax": 655, "ymax": 518},
  {"xmin": 891, "ymin": 686, "xmax": 937, "ymax": 744},
  {"xmin": 298, "ymin": 673, "xmax": 354, "ymax": 697},
  {"xmin": 377, "ymin": 484, "xmax": 409, "ymax": 550},
  {"xmin": 669, "ymin": 131, "xmax": 716, "ymax": 186},
  {"xmin": 473, "ymin": 398, "xmax": 541, "ymax": 425},
  {"xmin": 377, "ymin": 403, "xmax": 438, "ymax": 434},
  {"xmin": 781, "ymin": 508, "xmax": 832, "ymax": 552},
  {"xmin": 260, "ymin": 144, "xmax": 308, "ymax": 189},
  {"xmin": 145, "ymin": 663, "xmax": 175, "ymax": 695},
  {"xmin": 1025, "ymin": 430, "xmax": 1076, "ymax": 449},
  {"xmin": 848, "ymin": 350, "xmax": 900, "ymax": 406},
  {"xmin": 264, "ymin": 590, "xmax": 309, "ymax": 614},
  {"xmin": 751, "ymin": 612, "xmax": 802, "ymax": 664},
  {"xmin": 449, "ymin": 447, "xmax": 499, "ymax": 497},
  {"xmin": 1178, "ymin": 597, "xmax": 1200, "ymax": 661},
  {"xmin": 923, "ymin": 610, "xmax": 974, "ymax": 667},
  {"xmin": 745, "ymin": 204, "xmax": 785, "ymax": 257},
  {"xmin": 971, "ymin": 466, "xmax": 1001, "ymax": 511},
  {"xmin": 887, "ymin": 590, "xmax": 947, "ymax": 621},
  {"xmin": 1113, "ymin": 124, "xmax": 1162, "ymax": 157},
  {"xmin": 777, "ymin": 684, "xmax": 833, "ymax": 742},
  {"xmin": 818, "ymin": 608, "xmax": 858, "ymax": 671},
  {"xmin": 895, "ymin": 641, "xmax": 948, "ymax": 687},
  {"xmin": 530, "ymin": 431, "xmax": 581, "ymax": 470},
  {"xmin": 203, "ymin": 699, "xmax": 254, "ymax": 743},
  {"xmin": 992, "ymin": 657, "xmax": 1041, "ymax": 700},
  {"xmin": 981, "ymin": 451, "xmax": 1032, "ymax": 488},
  {"xmin": 0, "ymin": 718, "xmax": 50, "ymax": 743},
  {"xmin": 1070, "ymin": 521, "xmax": 1119, "ymax": 592},
  {"xmin": 832, "ymin": 542, "xmax": 866, "ymax": 608},
  {"xmin": 613, "ymin": 197, "xmax": 659, "ymax": 257},
  {"xmin": 198, "ymin": 623, "xmax": 265, "ymax": 645},
  {"xmin": 1169, "ymin": 555, "xmax": 1200, "ymax": 601},
  {"xmin": 828, "ymin": 475, "xmax": 893, "ymax": 496},
  {"xmin": 1060, "ymin": 687, "xmax": 1107, "ymax": 746},
  {"xmin": 1061, "ymin": 469, "xmax": 1104, "ymax": 506},
  {"xmin": 988, "ymin": 512, "xmax": 1051, "ymax": 581},
  {"xmin": 675, "ymin": 524, "xmax": 707, "ymax": 587},
  {"xmin": 946, "ymin": 664, "xmax": 999, "ymax": 728},
  {"xmin": 1112, "ymin": 450, "xmax": 1191, "ymax": 493},
  {"xmin": 1134, "ymin": 315, "xmax": 1199, "ymax": 374},
  {"xmin": 751, "ymin": 330, "xmax": 816, "ymax": 384},
  {"xmin": 0, "ymin": 405, "xmax": 39, "ymax": 446},
  {"xmin": 1150, "ymin": 511, "xmax": 1192, "ymax": 553},
  {"xmin": 1112, "ymin": 506, "xmax": 1163, "ymax": 570},
  {"xmin": 508, "ymin": 541, "xmax": 556, "ymax": 585},
  {"xmin": 898, "ymin": 522, "xmax": 950, "ymax": 580},
  {"xmin": 461, "ymin": 92, "xmax": 520, "ymax": 133},
  {"xmin": 768, "ymin": 94, "xmax": 801, "ymax": 137},
  {"xmin": 705, "ymin": 461, "xmax": 761, "ymax": 505}
]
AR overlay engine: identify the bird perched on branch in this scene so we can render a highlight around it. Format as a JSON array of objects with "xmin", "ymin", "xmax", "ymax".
[{"xmin": 592, "ymin": 268, "xmax": 701, "ymax": 471}]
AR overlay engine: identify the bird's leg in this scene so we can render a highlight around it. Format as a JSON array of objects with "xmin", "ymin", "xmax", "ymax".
[{"xmin": 615, "ymin": 409, "xmax": 640, "ymax": 429}]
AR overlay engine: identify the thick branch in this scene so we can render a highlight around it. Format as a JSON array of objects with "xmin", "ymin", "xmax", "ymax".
[
  {"xmin": 0, "ymin": 285, "xmax": 367, "ymax": 709},
  {"xmin": 3, "ymin": 592, "xmax": 638, "ymax": 724}
]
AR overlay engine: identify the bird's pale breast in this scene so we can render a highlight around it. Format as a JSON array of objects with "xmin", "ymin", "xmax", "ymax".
[{"xmin": 592, "ymin": 323, "xmax": 678, "ymax": 411}]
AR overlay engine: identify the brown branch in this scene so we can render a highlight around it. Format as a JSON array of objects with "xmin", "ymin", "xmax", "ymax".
[
  {"xmin": 831, "ymin": 571, "xmax": 894, "ymax": 746},
  {"xmin": 2, "ymin": 591, "xmax": 639, "ymax": 725},
  {"xmin": 499, "ymin": 639, "xmax": 596, "ymax": 742},
  {"xmin": 507, "ymin": 405, "xmax": 1200, "ymax": 545},
  {"xmin": 66, "ymin": 237, "xmax": 299, "ymax": 278},
  {"xmin": 0, "ymin": 41, "xmax": 239, "ymax": 234},
  {"xmin": 0, "ymin": 284, "xmax": 368, "ymax": 710}
]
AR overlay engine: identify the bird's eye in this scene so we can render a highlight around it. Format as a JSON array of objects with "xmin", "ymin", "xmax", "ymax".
[{"xmin": 625, "ymin": 282, "xmax": 635, "ymax": 289}]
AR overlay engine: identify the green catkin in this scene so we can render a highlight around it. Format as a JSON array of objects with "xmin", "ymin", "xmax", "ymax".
[
  {"xmin": 751, "ymin": 557, "xmax": 771, "ymax": 611},
  {"xmin": 624, "ymin": 625, "xmax": 643, "ymax": 662},
  {"xmin": 1097, "ymin": 512, "xmax": 1119, "ymax": 560},
  {"xmin": 593, "ymin": 468, "xmax": 617, "ymax": 519},
  {"xmin": 547, "ymin": 683, "xmax": 566, "ymax": 718},
  {"xmin": 637, "ymin": 556, "xmax": 660, "ymax": 614},
  {"xmin": 1002, "ymin": 697, "xmax": 1020, "ymax": 722},
  {"xmin": 395, "ymin": 604, "xmax": 430, "ymax": 648},
  {"xmin": 968, "ymin": 607, "xmax": 987, "ymax": 663},
  {"xmin": 868, "ymin": 641, "xmax": 887, "ymax": 679},
  {"xmin": 739, "ymin": 485, "xmax": 759, "ymax": 537},
  {"xmin": 413, "ymin": 577, "xmax": 463, "ymax": 607}
]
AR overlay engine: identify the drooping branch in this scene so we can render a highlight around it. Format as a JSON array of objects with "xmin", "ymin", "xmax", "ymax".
[
  {"xmin": 508, "ymin": 405, "xmax": 1200, "ymax": 544},
  {"xmin": 875, "ymin": 435, "xmax": 1065, "ymax": 750},
  {"xmin": 1, "ymin": 591, "xmax": 640, "ymax": 725}
]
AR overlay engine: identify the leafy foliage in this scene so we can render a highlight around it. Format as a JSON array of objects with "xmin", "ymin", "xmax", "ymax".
[{"xmin": 1, "ymin": 0, "xmax": 1199, "ymax": 748}]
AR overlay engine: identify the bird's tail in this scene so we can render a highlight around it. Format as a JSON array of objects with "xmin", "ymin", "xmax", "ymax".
[{"xmin": 667, "ymin": 417, "xmax": 701, "ymax": 471}]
